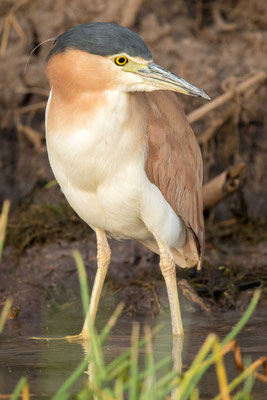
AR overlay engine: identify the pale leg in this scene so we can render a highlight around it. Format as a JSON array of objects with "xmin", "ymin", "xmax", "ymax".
[
  {"xmin": 81, "ymin": 228, "xmax": 111, "ymax": 335},
  {"xmin": 171, "ymin": 334, "xmax": 184, "ymax": 399},
  {"xmin": 156, "ymin": 240, "xmax": 184, "ymax": 336}
]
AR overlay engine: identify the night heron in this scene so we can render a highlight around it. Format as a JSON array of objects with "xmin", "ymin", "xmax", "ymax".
[{"xmin": 45, "ymin": 22, "xmax": 209, "ymax": 337}]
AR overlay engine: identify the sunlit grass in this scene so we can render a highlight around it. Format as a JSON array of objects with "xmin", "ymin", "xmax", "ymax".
[
  {"xmin": 0, "ymin": 297, "xmax": 12, "ymax": 334},
  {"xmin": 50, "ymin": 252, "xmax": 265, "ymax": 400},
  {"xmin": 2, "ymin": 250, "xmax": 266, "ymax": 399},
  {"xmin": 10, "ymin": 377, "xmax": 29, "ymax": 400},
  {"xmin": 0, "ymin": 200, "xmax": 12, "ymax": 334},
  {"xmin": 0, "ymin": 199, "xmax": 10, "ymax": 261}
]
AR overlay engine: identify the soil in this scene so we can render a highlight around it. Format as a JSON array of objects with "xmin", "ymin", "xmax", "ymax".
[{"xmin": 0, "ymin": 0, "xmax": 267, "ymax": 323}]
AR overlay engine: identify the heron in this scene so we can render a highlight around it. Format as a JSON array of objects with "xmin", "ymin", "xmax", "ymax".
[{"xmin": 45, "ymin": 22, "xmax": 209, "ymax": 337}]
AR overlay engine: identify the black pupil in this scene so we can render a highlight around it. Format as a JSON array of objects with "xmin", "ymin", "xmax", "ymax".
[{"xmin": 118, "ymin": 57, "xmax": 126, "ymax": 64}]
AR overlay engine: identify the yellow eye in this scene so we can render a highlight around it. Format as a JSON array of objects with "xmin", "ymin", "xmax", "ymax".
[{"xmin": 114, "ymin": 56, "xmax": 128, "ymax": 66}]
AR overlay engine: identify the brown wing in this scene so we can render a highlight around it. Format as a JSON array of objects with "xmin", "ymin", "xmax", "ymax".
[{"xmin": 145, "ymin": 90, "xmax": 204, "ymax": 268}]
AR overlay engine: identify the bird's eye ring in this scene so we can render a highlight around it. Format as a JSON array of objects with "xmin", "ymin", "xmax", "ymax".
[{"xmin": 114, "ymin": 56, "xmax": 128, "ymax": 66}]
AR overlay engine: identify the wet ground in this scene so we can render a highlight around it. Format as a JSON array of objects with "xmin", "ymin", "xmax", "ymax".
[{"xmin": 0, "ymin": 300, "xmax": 267, "ymax": 399}]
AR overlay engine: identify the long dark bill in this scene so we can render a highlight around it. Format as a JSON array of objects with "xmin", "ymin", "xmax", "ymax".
[{"xmin": 137, "ymin": 62, "xmax": 210, "ymax": 100}]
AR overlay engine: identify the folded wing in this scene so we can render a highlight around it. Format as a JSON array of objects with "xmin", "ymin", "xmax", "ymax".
[{"xmin": 144, "ymin": 90, "xmax": 204, "ymax": 268}]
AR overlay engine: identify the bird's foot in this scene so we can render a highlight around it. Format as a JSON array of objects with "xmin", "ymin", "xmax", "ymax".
[
  {"xmin": 30, "ymin": 330, "xmax": 89, "ymax": 342},
  {"xmin": 65, "ymin": 330, "xmax": 89, "ymax": 342}
]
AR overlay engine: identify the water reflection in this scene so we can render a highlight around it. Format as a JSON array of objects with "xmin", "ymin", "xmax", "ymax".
[
  {"xmin": 0, "ymin": 303, "xmax": 266, "ymax": 399},
  {"xmin": 82, "ymin": 324, "xmax": 184, "ymax": 399}
]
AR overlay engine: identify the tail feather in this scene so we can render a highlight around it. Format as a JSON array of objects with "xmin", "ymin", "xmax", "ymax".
[{"xmin": 140, "ymin": 227, "xmax": 200, "ymax": 269}]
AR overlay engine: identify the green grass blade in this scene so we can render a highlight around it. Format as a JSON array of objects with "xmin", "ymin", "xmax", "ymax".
[
  {"xmin": 105, "ymin": 324, "xmax": 163, "ymax": 376},
  {"xmin": 190, "ymin": 388, "xmax": 199, "ymax": 400},
  {"xmin": 155, "ymin": 369, "xmax": 179, "ymax": 391},
  {"xmin": 123, "ymin": 356, "xmax": 172, "ymax": 392},
  {"xmin": 0, "ymin": 199, "xmax": 10, "ymax": 262},
  {"xmin": 221, "ymin": 289, "xmax": 261, "ymax": 346},
  {"xmin": 90, "ymin": 325, "xmax": 106, "ymax": 384},
  {"xmin": 178, "ymin": 289, "xmax": 261, "ymax": 400},
  {"xmin": 140, "ymin": 326, "xmax": 156, "ymax": 400},
  {"xmin": 76, "ymin": 387, "xmax": 90, "ymax": 400},
  {"xmin": 129, "ymin": 323, "xmax": 140, "ymax": 400},
  {"xmin": 99, "ymin": 302, "xmax": 124, "ymax": 344},
  {"xmin": 0, "ymin": 298, "xmax": 12, "ymax": 333},
  {"xmin": 44, "ymin": 179, "xmax": 58, "ymax": 189},
  {"xmin": 157, "ymin": 379, "xmax": 180, "ymax": 399},
  {"xmin": 188, "ymin": 333, "xmax": 217, "ymax": 372},
  {"xmin": 52, "ymin": 358, "xmax": 88, "ymax": 399},
  {"xmin": 176, "ymin": 334, "xmax": 217, "ymax": 399},
  {"xmin": 231, "ymin": 391, "xmax": 246, "ymax": 400},
  {"xmin": 106, "ymin": 359, "xmax": 130, "ymax": 382},
  {"xmin": 242, "ymin": 364, "xmax": 255, "ymax": 400},
  {"xmin": 10, "ymin": 377, "xmax": 28, "ymax": 400},
  {"xmin": 213, "ymin": 360, "xmax": 260, "ymax": 400},
  {"xmin": 73, "ymin": 250, "xmax": 90, "ymax": 318},
  {"xmin": 231, "ymin": 370, "xmax": 255, "ymax": 400},
  {"xmin": 114, "ymin": 378, "xmax": 124, "ymax": 400}
]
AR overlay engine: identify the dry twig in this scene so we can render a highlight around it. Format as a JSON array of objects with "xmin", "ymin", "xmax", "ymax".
[
  {"xmin": 16, "ymin": 122, "xmax": 44, "ymax": 151},
  {"xmin": 15, "ymin": 101, "xmax": 47, "ymax": 114},
  {"xmin": 197, "ymin": 109, "xmax": 233, "ymax": 145},
  {"xmin": 202, "ymin": 162, "xmax": 246, "ymax": 210},
  {"xmin": 16, "ymin": 87, "xmax": 50, "ymax": 96},
  {"xmin": 0, "ymin": 0, "xmax": 29, "ymax": 56},
  {"xmin": 212, "ymin": 4, "xmax": 237, "ymax": 33},
  {"xmin": 188, "ymin": 71, "xmax": 267, "ymax": 124},
  {"xmin": 178, "ymin": 279, "xmax": 211, "ymax": 313},
  {"xmin": 10, "ymin": 14, "xmax": 26, "ymax": 43},
  {"xmin": 0, "ymin": 15, "xmax": 12, "ymax": 56},
  {"xmin": 120, "ymin": 0, "xmax": 145, "ymax": 28}
]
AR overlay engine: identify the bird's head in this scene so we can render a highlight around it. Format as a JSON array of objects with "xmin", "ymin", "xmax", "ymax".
[{"xmin": 46, "ymin": 23, "xmax": 210, "ymax": 99}]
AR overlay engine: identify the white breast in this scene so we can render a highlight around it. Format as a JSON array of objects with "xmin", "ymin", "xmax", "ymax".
[{"xmin": 45, "ymin": 89, "xmax": 185, "ymax": 247}]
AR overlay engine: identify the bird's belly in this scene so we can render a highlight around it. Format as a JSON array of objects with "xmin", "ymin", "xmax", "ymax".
[
  {"xmin": 60, "ymin": 166, "xmax": 154, "ymax": 241},
  {"xmin": 47, "ymin": 136, "xmax": 153, "ymax": 240},
  {"xmin": 47, "ymin": 142, "xmax": 184, "ymax": 246}
]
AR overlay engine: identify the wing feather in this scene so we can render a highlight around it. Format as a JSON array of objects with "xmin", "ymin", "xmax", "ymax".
[{"xmin": 144, "ymin": 90, "xmax": 204, "ymax": 268}]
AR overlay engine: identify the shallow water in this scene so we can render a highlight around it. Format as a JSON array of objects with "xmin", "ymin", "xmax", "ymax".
[{"xmin": 0, "ymin": 303, "xmax": 266, "ymax": 399}]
